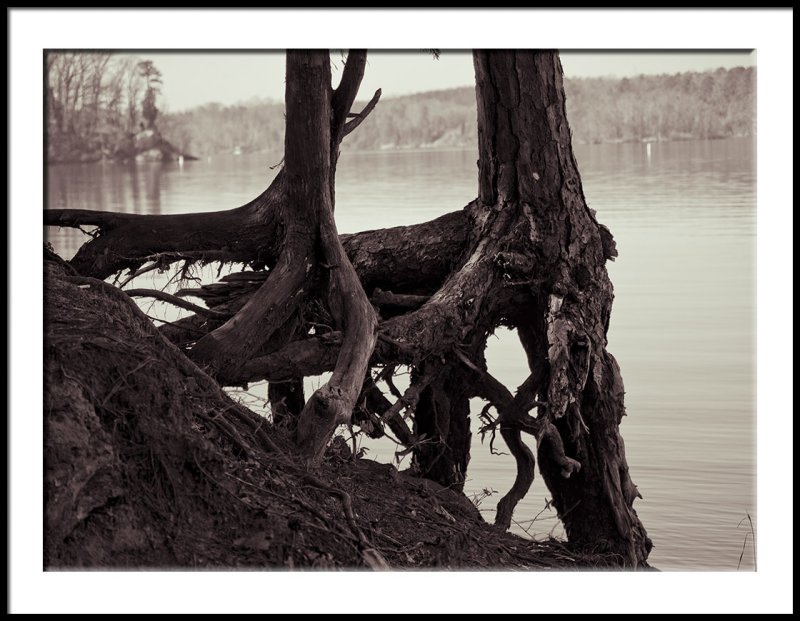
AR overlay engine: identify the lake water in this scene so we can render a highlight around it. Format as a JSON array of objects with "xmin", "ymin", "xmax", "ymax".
[{"xmin": 46, "ymin": 138, "xmax": 756, "ymax": 571}]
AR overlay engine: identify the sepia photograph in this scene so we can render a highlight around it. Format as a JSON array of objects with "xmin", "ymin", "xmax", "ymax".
[
  {"xmin": 43, "ymin": 47, "xmax": 756, "ymax": 574},
  {"xmin": 9, "ymin": 8, "xmax": 794, "ymax": 615}
]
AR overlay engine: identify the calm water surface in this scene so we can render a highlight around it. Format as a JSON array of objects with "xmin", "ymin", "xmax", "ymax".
[{"xmin": 46, "ymin": 139, "xmax": 756, "ymax": 570}]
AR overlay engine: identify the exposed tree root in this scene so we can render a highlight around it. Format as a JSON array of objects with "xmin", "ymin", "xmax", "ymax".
[{"xmin": 44, "ymin": 49, "xmax": 651, "ymax": 566}]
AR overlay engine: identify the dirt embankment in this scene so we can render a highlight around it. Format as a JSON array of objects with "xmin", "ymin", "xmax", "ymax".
[{"xmin": 44, "ymin": 256, "xmax": 619, "ymax": 570}]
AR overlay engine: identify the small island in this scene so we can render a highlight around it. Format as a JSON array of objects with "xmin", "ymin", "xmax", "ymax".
[{"xmin": 46, "ymin": 55, "xmax": 196, "ymax": 164}]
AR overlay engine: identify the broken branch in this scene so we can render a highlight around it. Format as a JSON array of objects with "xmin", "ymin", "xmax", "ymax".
[{"xmin": 342, "ymin": 89, "xmax": 382, "ymax": 138}]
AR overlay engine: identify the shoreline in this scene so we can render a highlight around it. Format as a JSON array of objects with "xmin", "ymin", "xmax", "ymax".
[{"xmin": 47, "ymin": 134, "xmax": 754, "ymax": 166}]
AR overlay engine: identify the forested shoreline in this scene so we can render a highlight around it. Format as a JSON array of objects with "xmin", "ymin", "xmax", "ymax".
[
  {"xmin": 161, "ymin": 66, "xmax": 755, "ymax": 156},
  {"xmin": 46, "ymin": 53, "xmax": 190, "ymax": 163},
  {"xmin": 46, "ymin": 54, "xmax": 754, "ymax": 163}
]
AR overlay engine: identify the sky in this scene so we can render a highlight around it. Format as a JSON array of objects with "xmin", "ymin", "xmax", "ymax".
[{"xmin": 138, "ymin": 50, "xmax": 756, "ymax": 113}]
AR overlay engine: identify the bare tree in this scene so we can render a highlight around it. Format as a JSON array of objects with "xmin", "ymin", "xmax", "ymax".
[
  {"xmin": 46, "ymin": 52, "xmax": 149, "ymax": 158},
  {"xmin": 137, "ymin": 60, "xmax": 162, "ymax": 129}
]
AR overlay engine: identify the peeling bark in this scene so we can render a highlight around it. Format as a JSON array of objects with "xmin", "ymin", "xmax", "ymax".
[{"xmin": 473, "ymin": 50, "xmax": 650, "ymax": 565}]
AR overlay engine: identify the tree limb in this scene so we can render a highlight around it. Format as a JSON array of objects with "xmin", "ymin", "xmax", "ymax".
[
  {"xmin": 45, "ymin": 182, "xmax": 284, "ymax": 280},
  {"xmin": 495, "ymin": 425, "xmax": 535, "ymax": 530},
  {"xmin": 358, "ymin": 375, "xmax": 414, "ymax": 445},
  {"xmin": 239, "ymin": 336, "xmax": 341, "ymax": 383},
  {"xmin": 44, "ymin": 208, "xmax": 136, "ymax": 230},
  {"xmin": 342, "ymin": 89, "xmax": 382, "ymax": 138},
  {"xmin": 280, "ymin": 50, "xmax": 378, "ymax": 465},
  {"xmin": 453, "ymin": 347, "xmax": 580, "ymax": 529},
  {"xmin": 332, "ymin": 50, "xmax": 368, "ymax": 132},
  {"xmin": 379, "ymin": 365, "xmax": 440, "ymax": 426}
]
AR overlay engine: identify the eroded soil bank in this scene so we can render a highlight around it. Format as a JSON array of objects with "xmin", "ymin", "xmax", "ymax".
[{"xmin": 44, "ymin": 257, "xmax": 624, "ymax": 570}]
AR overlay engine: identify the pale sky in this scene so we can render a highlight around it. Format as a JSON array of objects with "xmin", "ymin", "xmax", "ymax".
[{"xmin": 138, "ymin": 50, "xmax": 755, "ymax": 113}]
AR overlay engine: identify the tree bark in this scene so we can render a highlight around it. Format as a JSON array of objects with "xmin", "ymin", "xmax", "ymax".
[
  {"xmin": 472, "ymin": 50, "xmax": 650, "ymax": 565},
  {"xmin": 253, "ymin": 50, "xmax": 377, "ymax": 464}
]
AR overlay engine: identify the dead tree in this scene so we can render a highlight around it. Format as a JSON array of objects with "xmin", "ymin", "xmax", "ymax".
[{"xmin": 45, "ymin": 49, "xmax": 651, "ymax": 566}]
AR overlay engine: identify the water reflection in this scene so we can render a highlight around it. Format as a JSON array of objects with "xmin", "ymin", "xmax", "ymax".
[
  {"xmin": 129, "ymin": 163, "xmax": 142, "ymax": 214},
  {"xmin": 47, "ymin": 161, "xmax": 174, "ymax": 218}
]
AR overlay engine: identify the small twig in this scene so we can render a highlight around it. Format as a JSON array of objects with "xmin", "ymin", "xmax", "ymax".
[
  {"xmin": 511, "ymin": 516, "xmax": 538, "ymax": 538},
  {"xmin": 737, "ymin": 511, "xmax": 756, "ymax": 570},
  {"xmin": 77, "ymin": 224, "xmax": 101, "ymax": 239},
  {"xmin": 531, "ymin": 498, "xmax": 554, "ymax": 523},
  {"xmin": 306, "ymin": 321, "xmax": 335, "ymax": 333},
  {"xmin": 737, "ymin": 532, "xmax": 751, "ymax": 571},
  {"xmin": 118, "ymin": 262, "xmax": 163, "ymax": 288},
  {"xmin": 374, "ymin": 364, "xmax": 396, "ymax": 383},
  {"xmin": 559, "ymin": 500, "xmax": 581, "ymax": 519},
  {"xmin": 125, "ymin": 288, "xmax": 232, "ymax": 319},
  {"xmin": 379, "ymin": 428, "xmax": 406, "ymax": 447},
  {"xmin": 145, "ymin": 315, "xmax": 207, "ymax": 335}
]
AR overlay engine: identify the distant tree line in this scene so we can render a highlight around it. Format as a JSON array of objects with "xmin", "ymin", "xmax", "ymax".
[
  {"xmin": 161, "ymin": 66, "xmax": 754, "ymax": 156},
  {"xmin": 46, "ymin": 58, "xmax": 755, "ymax": 162},
  {"xmin": 158, "ymin": 99, "xmax": 285, "ymax": 157},
  {"xmin": 565, "ymin": 67, "xmax": 755, "ymax": 143},
  {"xmin": 46, "ymin": 52, "xmax": 165, "ymax": 162}
]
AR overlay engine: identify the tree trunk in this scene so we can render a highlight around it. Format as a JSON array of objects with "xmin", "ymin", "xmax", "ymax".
[
  {"xmin": 472, "ymin": 50, "xmax": 651, "ymax": 565},
  {"xmin": 268, "ymin": 380, "xmax": 305, "ymax": 427},
  {"xmin": 185, "ymin": 53, "xmax": 330, "ymax": 382},
  {"xmin": 412, "ymin": 365, "xmax": 473, "ymax": 493},
  {"xmin": 258, "ymin": 50, "xmax": 377, "ymax": 465}
]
